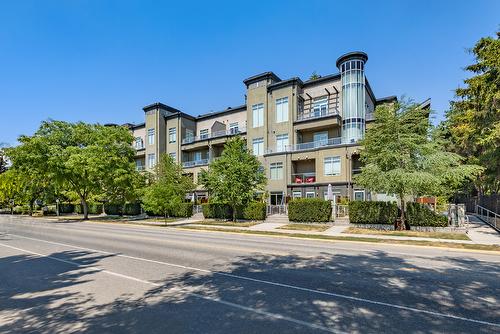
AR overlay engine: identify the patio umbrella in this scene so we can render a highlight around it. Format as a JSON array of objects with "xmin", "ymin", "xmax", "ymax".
[
  {"xmin": 326, "ymin": 184, "xmax": 334, "ymax": 201},
  {"xmin": 191, "ymin": 193, "xmax": 195, "ymax": 202}
]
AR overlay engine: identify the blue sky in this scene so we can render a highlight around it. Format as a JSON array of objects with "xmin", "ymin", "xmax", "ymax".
[{"xmin": 0, "ymin": 0, "xmax": 498, "ymax": 145}]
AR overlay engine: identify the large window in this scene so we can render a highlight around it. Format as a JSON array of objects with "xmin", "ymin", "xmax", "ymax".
[
  {"xmin": 276, "ymin": 134, "xmax": 289, "ymax": 152},
  {"xmin": 276, "ymin": 97, "xmax": 289, "ymax": 123},
  {"xmin": 270, "ymin": 162, "xmax": 283, "ymax": 180},
  {"xmin": 186, "ymin": 129, "xmax": 194, "ymax": 141},
  {"xmin": 324, "ymin": 156, "xmax": 341, "ymax": 176},
  {"xmin": 194, "ymin": 151, "xmax": 202, "ymax": 161},
  {"xmin": 313, "ymin": 97, "xmax": 328, "ymax": 117},
  {"xmin": 229, "ymin": 122, "xmax": 239, "ymax": 134},
  {"xmin": 169, "ymin": 152, "xmax": 176, "ymax": 161},
  {"xmin": 252, "ymin": 103, "xmax": 264, "ymax": 128},
  {"xmin": 252, "ymin": 137, "xmax": 264, "ymax": 156},
  {"xmin": 200, "ymin": 129, "xmax": 209, "ymax": 139},
  {"xmin": 313, "ymin": 131, "xmax": 328, "ymax": 148},
  {"xmin": 147, "ymin": 153, "xmax": 156, "ymax": 168},
  {"xmin": 168, "ymin": 128, "xmax": 176, "ymax": 143},
  {"xmin": 147, "ymin": 128, "xmax": 155, "ymax": 145},
  {"xmin": 134, "ymin": 137, "xmax": 144, "ymax": 149}
]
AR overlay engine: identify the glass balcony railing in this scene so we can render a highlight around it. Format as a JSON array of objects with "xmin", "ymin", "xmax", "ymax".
[
  {"xmin": 296, "ymin": 108, "xmax": 339, "ymax": 121},
  {"xmin": 182, "ymin": 159, "xmax": 209, "ymax": 168},
  {"xmin": 182, "ymin": 127, "xmax": 246, "ymax": 144},
  {"xmin": 291, "ymin": 173, "xmax": 316, "ymax": 184},
  {"xmin": 266, "ymin": 137, "xmax": 345, "ymax": 154}
]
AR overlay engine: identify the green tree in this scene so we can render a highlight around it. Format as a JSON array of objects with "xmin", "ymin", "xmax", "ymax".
[
  {"xmin": 5, "ymin": 120, "xmax": 139, "ymax": 220},
  {"xmin": 356, "ymin": 100, "xmax": 482, "ymax": 229},
  {"xmin": 0, "ymin": 144, "xmax": 7, "ymax": 174},
  {"xmin": 309, "ymin": 71, "xmax": 321, "ymax": 80},
  {"xmin": 200, "ymin": 137, "xmax": 266, "ymax": 221},
  {"xmin": 0, "ymin": 169, "xmax": 22, "ymax": 213},
  {"xmin": 444, "ymin": 30, "xmax": 500, "ymax": 194},
  {"xmin": 142, "ymin": 154, "xmax": 194, "ymax": 221}
]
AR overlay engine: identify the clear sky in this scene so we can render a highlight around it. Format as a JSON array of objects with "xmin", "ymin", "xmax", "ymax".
[{"xmin": 0, "ymin": 0, "xmax": 498, "ymax": 146}]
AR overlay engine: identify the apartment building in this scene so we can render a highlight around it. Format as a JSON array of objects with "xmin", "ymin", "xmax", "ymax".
[{"xmin": 127, "ymin": 51, "xmax": 416, "ymax": 205}]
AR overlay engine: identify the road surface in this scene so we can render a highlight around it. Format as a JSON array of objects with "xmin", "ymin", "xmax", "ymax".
[{"xmin": 0, "ymin": 216, "xmax": 499, "ymax": 333}]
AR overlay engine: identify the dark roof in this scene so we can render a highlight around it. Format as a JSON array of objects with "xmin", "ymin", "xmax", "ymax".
[
  {"xmin": 196, "ymin": 105, "xmax": 246, "ymax": 120},
  {"xmin": 418, "ymin": 98, "xmax": 431, "ymax": 110},
  {"xmin": 375, "ymin": 96, "xmax": 398, "ymax": 105},
  {"xmin": 142, "ymin": 102, "xmax": 182, "ymax": 114},
  {"xmin": 302, "ymin": 73, "xmax": 341, "ymax": 87},
  {"xmin": 243, "ymin": 72, "xmax": 281, "ymax": 86},
  {"xmin": 268, "ymin": 77, "xmax": 304, "ymax": 91},
  {"xmin": 335, "ymin": 51, "xmax": 368, "ymax": 68}
]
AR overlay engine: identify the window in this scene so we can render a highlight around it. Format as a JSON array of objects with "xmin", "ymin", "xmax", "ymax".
[
  {"xmin": 169, "ymin": 128, "xmax": 176, "ymax": 143},
  {"xmin": 276, "ymin": 97, "xmax": 289, "ymax": 123},
  {"xmin": 134, "ymin": 137, "xmax": 143, "ymax": 149},
  {"xmin": 313, "ymin": 97, "xmax": 328, "ymax": 117},
  {"xmin": 135, "ymin": 160, "xmax": 144, "ymax": 171},
  {"xmin": 200, "ymin": 129, "xmax": 209, "ymax": 139},
  {"xmin": 270, "ymin": 162, "xmax": 283, "ymax": 180},
  {"xmin": 147, "ymin": 128, "xmax": 155, "ymax": 145},
  {"xmin": 252, "ymin": 103, "xmax": 264, "ymax": 128},
  {"xmin": 252, "ymin": 137, "xmax": 264, "ymax": 156},
  {"xmin": 276, "ymin": 134, "xmax": 289, "ymax": 152},
  {"xmin": 186, "ymin": 129, "xmax": 194, "ymax": 140},
  {"xmin": 229, "ymin": 122, "xmax": 239, "ymax": 134},
  {"xmin": 305, "ymin": 191, "xmax": 315, "ymax": 198},
  {"xmin": 147, "ymin": 153, "xmax": 156, "ymax": 168},
  {"xmin": 292, "ymin": 191, "xmax": 302, "ymax": 199},
  {"xmin": 354, "ymin": 190, "xmax": 365, "ymax": 201},
  {"xmin": 324, "ymin": 156, "xmax": 341, "ymax": 176},
  {"xmin": 169, "ymin": 152, "xmax": 176, "ymax": 161},
  {"xmin": 194, "ymin": 151, "xmax": 202, "ymax": 161},
  {"xmin": 270, "ymin": 191, "xmax": 284, "ymax": 205},
  {"xmin": 313, "ymin": 131, "xmax": 328, "ymax": 147}
]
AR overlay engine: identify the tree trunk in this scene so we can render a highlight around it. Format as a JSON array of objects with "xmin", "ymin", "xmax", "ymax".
[
  {"xmin": 396, "ymin": 195, "xmax": 406, "ymax": 231},
  {"xmin": 81, "ymin": 199, "xmax": 89, "ymax": 220},
  {"xmin": 29, "ymin": 201, "xmax": 34, "ymax": 216},
  {"xmin": 232, "ymin": 205, "xmax": 236, "ymax": 222}
]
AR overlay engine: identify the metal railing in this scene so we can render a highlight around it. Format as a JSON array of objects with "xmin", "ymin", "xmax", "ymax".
[
  {"xmin": 297, "ymin": 108, "xmax": 339, "ymax": 121},
  {"xmin": 291, "ymin": 172, "xmax": 316, "ymax": 184},
  {"xmin": 334, "ymin": 204, "xmax": 349, "ymax": 218},
  {"xmin": 182, "ymin": 127, "xmax": 247, "ymax": 144},
  {"xmin": 476, "ymin": 205, "xmax": 499, "ymax": 232},
  {"xmin": 267, "ymin": 205, "xmax": 287, "ymax": 215},
  {"xmin": 266, "ymin": 137, "xmax": 345, "ymax": 154},
  {"xmin": 182, "ymin": 159, "xmax": 209, "ymax": 168}
]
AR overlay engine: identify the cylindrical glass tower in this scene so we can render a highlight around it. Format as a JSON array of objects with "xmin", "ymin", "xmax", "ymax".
[{"xmin": 336, "ymin": 52, "xmax": 368, "ymax": 143}]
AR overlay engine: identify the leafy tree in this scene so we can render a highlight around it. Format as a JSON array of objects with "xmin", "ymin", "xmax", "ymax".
[
  {"xmin": 444, "ymin": 30, "xmax": 500, "ymax": 194},
  {"xmin": 0, "ymin": 169, "xmax": 22, "ymax": 213},
  {"xmin": 5, "ymin": 120, "xmax": 139, "ymax": 220},
  {"xmin": 142, "ymin": 154, "xmax": 194, "ymax": 221},
  {"xmin": 0, "ymin": 144, "xmax": 7, "ymax": 174},
  {"xmin": 200, "ymin": 137, "xmax": 266, "ymax": 221},
  {"xmin": 356, "ymin": 100, "xmax": 482, "ymax": 229},
  {"xmin": 309, "ymin": 71, "xmax": 321, "ymax": 80}
]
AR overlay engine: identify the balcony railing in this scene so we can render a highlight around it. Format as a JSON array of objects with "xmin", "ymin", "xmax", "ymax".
[
  {"xmin": 182, "ymin": 159, "xmax": 209, "ymax": 168},
  {"xmin": 136, "ymin": 165, "xmax": 145, "ymax": 171},
  {"xmin": 296, "ymin": 108, "xmax": 339, "ymax": 121},
  {"xmin": 266, "ymin": 137, "xmax": 345, "ymax": 154},
  {"xmin": 291, "ymin": 172, "xmax": 316, "ymax": 184},
  {"xmin": 182, "ymin": 127, "xmax": 246, "ymax": 144}
]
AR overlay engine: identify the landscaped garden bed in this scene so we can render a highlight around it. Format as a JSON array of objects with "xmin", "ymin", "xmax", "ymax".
[
  {"xmin": 344, "ymin": 227, "xmax": 470, "ymax": 240},
  {"xmin": 278, "ymin": 223, "xmax": 331, "ymax": 232}
]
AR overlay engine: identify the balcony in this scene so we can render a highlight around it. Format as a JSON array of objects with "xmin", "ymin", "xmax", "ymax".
[
  {"xmin": 182, "ymin": 127, "xmax": 246, "ymax": 145},
  {"xmin": 182, "ymin": 159, "xmax": 209, "ymax": 168},
  {"xmin": 266, "ymin": 137, "xmax": 344, "ymax": 154},
  {"xmin": 292, "ymin": 173, "xmax": 316, "ymax": 184},
  {"xmin": 296, "ymin": 108, "xmax": 339, "ymax": 122}
]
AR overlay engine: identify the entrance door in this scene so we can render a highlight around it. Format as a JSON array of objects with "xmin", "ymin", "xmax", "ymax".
[{"xmin": 270, "ymin": 192, "xmax": 284, "ymax": 205}]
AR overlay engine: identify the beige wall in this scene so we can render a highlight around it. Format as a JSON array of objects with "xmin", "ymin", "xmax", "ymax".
[{"xmin": 195, "ymin": 110, "xmax": 246, "ymax": 137}]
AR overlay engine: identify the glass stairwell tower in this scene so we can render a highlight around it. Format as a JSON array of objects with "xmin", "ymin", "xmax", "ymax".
[{"xmin": 336, "ymin": 52, "xmax": 368, "ymax": 143}]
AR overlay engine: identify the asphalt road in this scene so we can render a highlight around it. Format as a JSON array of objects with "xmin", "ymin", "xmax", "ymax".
[{"xmin": 0, "ymin": 216, "xmax": 499, "ymax": 333}]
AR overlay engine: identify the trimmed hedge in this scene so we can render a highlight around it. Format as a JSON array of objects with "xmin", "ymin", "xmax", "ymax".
[
  {"xmin": 202, "ymin": 202, "xmax": 267, "ymax": 220},
  {"xmin": 349, "ymin": 201, "xmax": 398, "ymax": 225},
  {"xmin": 123, "ymin": 202, "xmax": 141, "ymax": 216},
  {"xmin": 202, "ymin": 203, "xmax": 232, "ymax": 220},
  {"xmin": 12, "ymin": 205, "xmax": 30, "ymax": 215},
  {"xmin": 406, "ymin": 202, "xmax": 448, "ymax": 227},
  {"xmin": 59, "ymin": 203, "xmax": 74, "ymax": 214},
  {"xmin": 170, "ymin": 203, "xmax": 193, "ymax": 218},
  {"xmin": 240, "ymin": 202, "xmax": 266, "ymax": 220},
  {"xmin": 288, "ymin": 198, "xmax": 331, "ymax": 223}
]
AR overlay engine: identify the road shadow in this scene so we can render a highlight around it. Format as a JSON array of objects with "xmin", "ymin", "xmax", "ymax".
[{"xmin": 0, "ymin": 247, "xmax": 498, "ymax": 333}]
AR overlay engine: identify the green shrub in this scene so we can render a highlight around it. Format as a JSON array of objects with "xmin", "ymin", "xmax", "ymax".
[
  {"xmin": 349, "ymin": 201, "xmax": 398, "ymax": 225},
  {"xmin": 170, "ymin": 203, "xmax": 193, "ymax": 218},
  {"xmin": 288, "ymin": 198, "xmax": 331, "ymax": 223},
  {"xmin": 123, "ymin": 202, "xmax": 141, "ymax": 216},
  {"xmin": 12, "ymin": 205, "xmax": 30, "ymax": 215},
  {"xmin": 58, "ymin": 203, "xmax": 74, "ymax": 214},
  {"xmin": 405, "ymin": 202, "xmax": 448, "ymax": 227},
  {"xmin": 44, "ymin": 205, "xmax": 57, "ymax": 215},
  {"xmin": 240, "ymin": 202, "xmax": 266, "ymax": 220},
  {"xmin": 104, "ymin": 203, "xmax": 123, "ymax": 215},
  {"xmin": 202, "ymin": 203, "xmax": 232, "ymax": 220}
]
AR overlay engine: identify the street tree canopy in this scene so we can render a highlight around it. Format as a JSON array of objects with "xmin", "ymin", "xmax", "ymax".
[
  {"xmin": 444, "ymin": 30, "xmax": 500, "ymax": 194},
  {"xmin": 355, "ymin": 100, "xmax": 482, "ymax": 229},
  {"xmin": 5, "ymin": 120, "xmax": 140, "ymax": 219},
  {"xmin": 200, "ymin": 137, "xmax": 266, "ymax": 221},
  {"xmin": 142, "ymin": 153, "xmax": 194, "ymax": 219}
]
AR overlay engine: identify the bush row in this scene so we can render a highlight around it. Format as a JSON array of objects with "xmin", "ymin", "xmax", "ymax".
[
  {"xmin": 288, "ymin": 198, "xmax": 331, "ymax": 223},
  {"xmin": 349, "ymin": 201, "xmax": 448, "ymax": 227},
  {"xmin": 202, "ymin": 202, "xmax": 266, "ymax": 220},
  {"xmin": 349, "ymin": 201, "xmax": 398, "ymax": 225},
  {"xmin": 146, "ymin": 203, "xmax": 193, "ymax": 218}
]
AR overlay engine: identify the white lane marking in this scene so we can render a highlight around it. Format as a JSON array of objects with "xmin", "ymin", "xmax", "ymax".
[
  {"xmin": 0, "ymin": 242, "xmax": 340, "ymax": 333},
  {"xmin": 6, "ymin": 233, "xmax": 500, "ymax": 328}
]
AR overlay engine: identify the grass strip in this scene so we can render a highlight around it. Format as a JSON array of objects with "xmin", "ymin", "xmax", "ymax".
[
  {"xmin": 278, "ymin": 223, "xmax": 331, "ymax": 232},
  {"xmin": 194, "ymin": 220, "xmax": 260, "ymax": 227},
  {"xmin": 176, "ymin": 225, "xmax": 500, "ymax": 252},
  {"xmin": 344, "ymin": 227, "xmax": 470, "ymax": 240}
]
